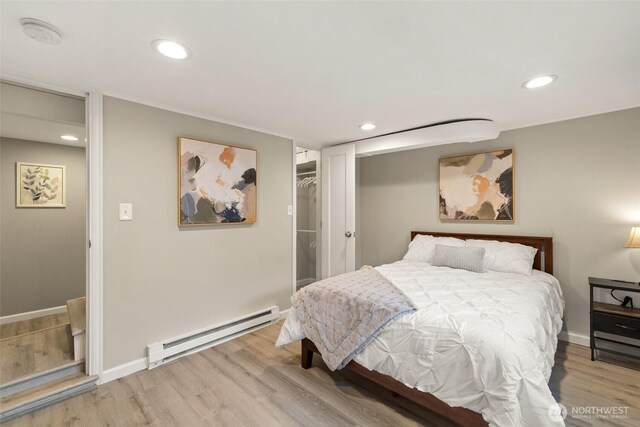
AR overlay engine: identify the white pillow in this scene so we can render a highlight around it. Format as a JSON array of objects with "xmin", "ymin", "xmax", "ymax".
[
  {"xmin": 465, "ymin": 239, "xmax": 538, "ymax": 275},
  {"xmin": 432, "ymin": 244, "xmax": 486, "ymax": 273},
  {"xmin": 403, "ymin": 235, "xmax": 466, "ymax": 263}
]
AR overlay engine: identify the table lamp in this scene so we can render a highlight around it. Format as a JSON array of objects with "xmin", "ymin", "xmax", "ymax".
[{"xmin": 625, "ymin": 226, "xmax": 640, "ymax": 248}]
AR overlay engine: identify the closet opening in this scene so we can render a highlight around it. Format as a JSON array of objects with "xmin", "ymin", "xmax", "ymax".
[{"xmin": 296, "ymin": 147, "xmax": 320, "ymax": 290}]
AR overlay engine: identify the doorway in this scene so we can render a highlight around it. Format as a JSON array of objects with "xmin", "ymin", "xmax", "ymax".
[
  {"xmin": 0, "ymin": 81, "xmax": 94, "ymax": 420},
  {"xmin": 296, "ymin": 147, "xmax": 320, "ymax": 290}
]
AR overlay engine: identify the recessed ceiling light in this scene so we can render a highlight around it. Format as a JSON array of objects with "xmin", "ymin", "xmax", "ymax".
[
  {"xmin": 360, "ymin": 123, "xmax": 376, "ymax": 131},
  {"xmin": 60, "ymin": 135, "xmax": 79, "ymax": 141},
  {"xmin": 152, "ymin": 39, "xmax": 191, "ymax": 59},
  {"xmin": 20, "ymin": 18, "xmax": 63, "ymax": 45},
  {"xmin": 522, "ymin": 75, "xmax": 558, "ymax": 89}
]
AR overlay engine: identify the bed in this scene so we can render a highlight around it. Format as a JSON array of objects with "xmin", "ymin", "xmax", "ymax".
[{"xmin": 277, "ymin": 232, "xmax": 564, "ymax": 427}]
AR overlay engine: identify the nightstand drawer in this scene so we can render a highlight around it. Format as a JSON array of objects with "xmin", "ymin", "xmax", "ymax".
[{"xmin": 593, "ymin": 312, "xmax": 640, "ymax": 339}]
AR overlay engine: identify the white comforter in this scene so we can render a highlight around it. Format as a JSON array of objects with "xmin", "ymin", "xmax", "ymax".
[{"xmin": 277, "ymin": 261, "xmax": 565, "ymax": 427}]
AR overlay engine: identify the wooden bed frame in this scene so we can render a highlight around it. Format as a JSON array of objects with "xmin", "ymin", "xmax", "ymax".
[{"xmin": 301, "ymin": 231, "xmax": 554, "ymax": 427}]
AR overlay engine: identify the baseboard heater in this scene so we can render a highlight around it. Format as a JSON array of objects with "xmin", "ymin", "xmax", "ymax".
[{"xmin": 147, "ymin": 306, "xmax": 279, "ymax": 369}]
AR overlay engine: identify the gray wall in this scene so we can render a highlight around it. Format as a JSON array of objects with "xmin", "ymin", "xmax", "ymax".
[
  {"xmin": 0, "ymin": 138, "xmax": 86, "ymax": 316},
  {"xmin": 357, "ymin": 108, "xmax": 640, "ymax": 339},
  {"xmin": 103, "ymin": 97, "xmax": 293, "ymax": 369}
]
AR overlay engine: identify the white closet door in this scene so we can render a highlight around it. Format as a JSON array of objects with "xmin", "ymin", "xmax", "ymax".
[{"xmin": 321, "ymin": 143, "xmax": 355, "ymax": 279}]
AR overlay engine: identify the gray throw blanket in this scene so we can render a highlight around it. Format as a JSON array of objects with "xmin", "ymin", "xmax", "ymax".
[{"xmin": 292, "ymin": 266, "xmax": 416, "ymax": 371}]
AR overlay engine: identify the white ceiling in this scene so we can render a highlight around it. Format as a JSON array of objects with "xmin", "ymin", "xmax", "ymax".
[{"xmin": 1, "ymin": 1, "xmax": 639, "ymax": 148}]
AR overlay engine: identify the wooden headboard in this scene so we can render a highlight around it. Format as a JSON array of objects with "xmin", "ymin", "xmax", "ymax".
[{"xmin": 410, "ymin": 231, "xmax": 554, "ymax": 275}]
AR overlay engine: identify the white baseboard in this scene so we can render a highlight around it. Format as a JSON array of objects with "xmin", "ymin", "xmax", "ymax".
[
  {"xmin": 100, "ymin": 357, "xmax": 147, "ymax": 385},
  {"xmin": 0, "ymin": 306, "xmax": 67, "ymax": 325},
  {"xmin": 558, "ymin": 330, "xmax": 590, "ymax": 347},
  {"xmin": 278, "ymin": 308, "xmax": 290, "ymax": 321}
]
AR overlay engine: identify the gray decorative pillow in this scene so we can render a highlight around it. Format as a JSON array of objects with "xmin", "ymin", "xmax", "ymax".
[{"xmin": 432, "ymin": 244, "xmax": 486, "ymax": 273}]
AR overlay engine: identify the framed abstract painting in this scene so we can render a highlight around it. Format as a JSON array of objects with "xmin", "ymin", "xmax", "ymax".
[
  {"xmin": 16, "ymin": 162, "xmax": 66, "ymax": 208},
  {"xmin": 178, "ymin": 137, "xmax": 257, "ymax": 226},
  {"xmin": 439, "ymin": 149, "xmax": 514, "ymax": 221}
]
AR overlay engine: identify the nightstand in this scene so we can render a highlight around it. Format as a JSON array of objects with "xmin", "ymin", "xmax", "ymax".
[{"xmin": 589, "ymin": 277, "xmax": 640, "ymax": 363}]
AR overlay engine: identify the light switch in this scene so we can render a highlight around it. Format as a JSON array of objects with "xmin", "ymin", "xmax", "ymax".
[
  {"xmin": 119, "ymin": 203, "xmax": 133, "ymax": 221},
  {"xmin": 287, "ymin": 205, "xmax": 293, "ymax": 216}
]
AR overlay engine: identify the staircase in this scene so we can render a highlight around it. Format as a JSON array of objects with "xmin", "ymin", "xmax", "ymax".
[
  {"xmin": 66, "ymin": 297, "xmax": 87, "ymax": 361},
  {"xmin": 0, "ymin": 298, "xmax": 96, "ymax": 422},
  {"xmin": 0, "ymin": 363, "xmax": 96, "ymax": 422}
]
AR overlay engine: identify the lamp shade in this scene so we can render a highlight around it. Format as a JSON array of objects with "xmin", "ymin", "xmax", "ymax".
[{"xmin": 625, "ymin": 226, "xmax": 640, "ymax": 248}]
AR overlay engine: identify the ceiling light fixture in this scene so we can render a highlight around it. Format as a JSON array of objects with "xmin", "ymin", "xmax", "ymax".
[
  {"xmin": 360, "ymin": 123, "xmax": 376, "ymax": 131},
  {"xmin": 60, "ymin": 135, "xmax": 79, "ymax": 141},
  {"xmin": 522, "ymin": 75, "xmax": 558, "ymax": 89},
  {"xmin": 152, "ymin": 39, "xmax": 191, "ymax": 59},
  {"xmin": 20, "ymin": 18, "xmax": 63, "ymax": 45}
]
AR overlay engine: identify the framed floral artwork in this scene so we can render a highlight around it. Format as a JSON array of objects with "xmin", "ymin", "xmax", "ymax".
[{"xmin": 16, "ymin": 162, "xmax": 66, "ymax": 208}]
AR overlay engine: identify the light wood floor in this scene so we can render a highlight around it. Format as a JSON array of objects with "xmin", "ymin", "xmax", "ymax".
[
  {"xmin": 6, "ymin": 322, "xmax": 640, "ymax": 426},
  {"xmin": 549, "ymin": 342, "xmax": 640, "ymax": 426},
  {"xmin": 0, "ymin": 313, "xmax": 69, "ymax": 341},
  {"xmin": 0, "ymin": 324, "xmax": 74, "ymax": 385}
]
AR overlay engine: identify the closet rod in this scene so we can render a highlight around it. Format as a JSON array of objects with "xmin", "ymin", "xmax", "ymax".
[
  {"xmin": 296, "ymin": 170, "xmax": 317, "ymax": 176},
  {"xmin": 296, "ymin": 229, "xmax": 317, "ymax": 233}
]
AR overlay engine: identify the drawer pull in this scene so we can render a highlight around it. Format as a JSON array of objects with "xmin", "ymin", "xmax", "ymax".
[{"xmin": 615, "ymin": 323, "xmax": 639, "ymax": 331}]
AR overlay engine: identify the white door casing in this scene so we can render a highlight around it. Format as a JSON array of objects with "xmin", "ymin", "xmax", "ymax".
[
  {"xmin": 321, "ymin": 143, "xmax": 355, "ymax": 279},
  {"xmin": 87, "ymin": 90, "xmax": 103, "ymax": 379},
  {"xmin": 0, "ymin": 74, "xmax": 103, "ymax": 379}
]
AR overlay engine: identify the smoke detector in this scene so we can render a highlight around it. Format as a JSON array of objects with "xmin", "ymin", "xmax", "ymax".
[{"xmin": 20, "ymin": 18, "xmax": 63, "ymax": 45}]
